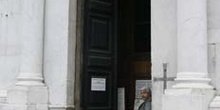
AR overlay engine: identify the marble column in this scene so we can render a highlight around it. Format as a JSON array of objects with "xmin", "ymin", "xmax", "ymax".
[
  {"xmin": 15, "ymin": 0, "xmax": 45, "ymax": 86},
  {"xmin": 172, "ymin": 0, "xmax": 213, "ymax": 89},
  {"xmin": 162, "ymin": 1, "xmax": 215, "ymax": 110}
]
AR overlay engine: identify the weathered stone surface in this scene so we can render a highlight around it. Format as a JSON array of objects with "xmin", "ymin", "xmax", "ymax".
[
  {"xmin": 163, "ymin": 89, "xmax": 215, "ymax": 110},
  {"xmin": 8, "ymin": 86, "xmax": 48, "ymax": 104}
]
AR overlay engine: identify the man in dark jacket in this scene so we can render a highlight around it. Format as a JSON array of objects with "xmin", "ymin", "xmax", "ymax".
[{"xmin": 138, "ymin": 87, "xmax": 151, "ymax": 110}]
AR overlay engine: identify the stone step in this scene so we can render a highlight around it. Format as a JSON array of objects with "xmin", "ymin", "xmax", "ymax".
[
  {"xmin": 0, "ymin": 103, "xmax": 48, "ymax": 110},
  {"xmin": 0, "ymin": 103, "xmax": 26, "ymax": 110},
  {"xmin": 0, "ymin": 103, "xmax": 9, "ymax": 110},
  {"xmin": 0, "ymin": 90, "xmax": 7, "ymax": 103}
]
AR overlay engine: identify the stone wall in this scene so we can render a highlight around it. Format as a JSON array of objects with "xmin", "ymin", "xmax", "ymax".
[
  {"xmin": 151, "ymin": 0, "xmax": 177, "ymax": 110},
  {"xmin": 208, "ymin": 0, "xmax": 220, "ymax": 95},
  {"xmin": 0, "ymin": 0, "xmax": 22, "ymax": 90},
  {"xmin": 44, "ymin": 0, "xmax": 76, "ymax": 109},
  {"xmin": 0, "ymin": 0, "xmax": 77, "ymax": 109}
]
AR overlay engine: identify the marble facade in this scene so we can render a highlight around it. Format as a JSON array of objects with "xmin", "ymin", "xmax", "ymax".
[
  {"xmin": 152, "ymin": 0, "xmax": 220, "ymax": 110},
  {"xmin": 1, "ymin": 0, "xmax": 220, "ymax": 110}
]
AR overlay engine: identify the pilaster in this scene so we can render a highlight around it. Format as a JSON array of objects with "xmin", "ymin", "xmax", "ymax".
[
  {"xmin": 173, "ymin": 0, "xmax": 212, "ymax": 89},
  {"xmin": 6, "ymin": 0, "xmax": 48, "ymax": 110},
  {"xmin": 15, "ymin": 0, "xmax": 45, "ymax": 86},
  {"xmin": 162, "ymin": 0, "xmax": 215, "ymax": 110}
]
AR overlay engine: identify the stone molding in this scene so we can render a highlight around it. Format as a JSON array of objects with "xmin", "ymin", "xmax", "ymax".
[
  {"xmin": 173, "ymin": 72, "xmax": 213, "ymax": 89},
  {"xmin": 210, "ymin": 96, "xmax": 220, "ymax": 110},
  {"xmin": 16, "ymin": 72, "xmax": 44, "ymax": 86},
  {"xmin": 49, "ymin": 104, "xmax": 75, "ymax": 110}
]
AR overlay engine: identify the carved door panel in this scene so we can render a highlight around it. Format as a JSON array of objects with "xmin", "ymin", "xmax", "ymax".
[{"xmin": 81, "ymin": 0, "xmax": 117, "ymax": 110}]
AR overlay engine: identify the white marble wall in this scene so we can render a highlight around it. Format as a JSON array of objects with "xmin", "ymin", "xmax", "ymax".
[
  {"xmin": 152, "ymin": 0, "xmax": 220, "ymax": 109},
  {"xmin": 151, "ymin": 0, "xmax": 177, "ymax": 110},
  {"xmin": 0, "ymin": 0, "xmax": 76, "ymax": 109},
  {"xmin": 0, "ymin": 0, "xmax": 22, "ymax": 90},
  {"xmin": 3, "ymin": 0, "xmax": 220, "ymax": 110},
  {"xmin": 44, "ymin": 0, "xmax": 68, "ymax": 108},
  {"xmin": 44, "ymin": 0, "xmax": 76, "ymax": 109},
  {"xmin": 208, "ymin": 0, "xmax": 220, "ymax": 95}
]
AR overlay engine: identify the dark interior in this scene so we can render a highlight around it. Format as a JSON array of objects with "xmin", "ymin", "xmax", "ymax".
[{"xmin": 117, "ymin": 0, "xmax": 151, "ymax": 109}]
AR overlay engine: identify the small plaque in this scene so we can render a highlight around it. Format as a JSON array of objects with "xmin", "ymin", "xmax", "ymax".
[{"xmin": 91, "ymin": 78, "xmax": 106, "ymax": 91}]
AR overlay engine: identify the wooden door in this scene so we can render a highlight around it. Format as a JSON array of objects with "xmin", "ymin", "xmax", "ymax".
[{"xmin": 81, "ymin": 0, "xmax": 117, "ymax": 110}]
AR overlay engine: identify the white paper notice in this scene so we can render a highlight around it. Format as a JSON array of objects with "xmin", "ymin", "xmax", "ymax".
[
  {"xmin": 118, "ymin": 88, "xmax": 125, "ymax": 110},
  {"xmin": 91, "ymin": 78, "xmax": 106, "ymax": 91}
]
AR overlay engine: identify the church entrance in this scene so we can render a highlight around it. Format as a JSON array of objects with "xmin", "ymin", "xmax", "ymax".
[{"xmin": 80, "ymin": 0, "xmax": 151, "ymax": 110}]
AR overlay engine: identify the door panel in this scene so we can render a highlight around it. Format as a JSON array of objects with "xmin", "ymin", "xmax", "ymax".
[
  {"xmin": 81, "ymin": 0, "xmax": 117, "ymax": 110},
  {"xmin": 88, "ymin": 14, "xmax": 112, "ymax": 53}
]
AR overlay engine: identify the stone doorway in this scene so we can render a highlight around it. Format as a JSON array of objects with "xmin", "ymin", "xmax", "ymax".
[{"xmin": 75, "ymin": 0, "xmax": 151, "ymax": 110}]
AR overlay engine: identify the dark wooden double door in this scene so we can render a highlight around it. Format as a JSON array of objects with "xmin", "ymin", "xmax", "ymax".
[{"xmin": 81, "ymin": 0, "xmax": 151, "ymax": 110}]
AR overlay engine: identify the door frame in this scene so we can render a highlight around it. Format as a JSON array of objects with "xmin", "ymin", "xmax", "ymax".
[{"xmin": 74, "ymin": 0, "xmax": 85, "ymax": 110}]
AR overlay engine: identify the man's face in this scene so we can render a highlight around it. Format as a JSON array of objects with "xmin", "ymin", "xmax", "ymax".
[{"xmin": 141, "ymin": 90, "xmax": 150, "ymax": 101}]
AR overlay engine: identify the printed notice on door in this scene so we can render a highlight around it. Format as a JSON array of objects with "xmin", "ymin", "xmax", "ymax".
[{"xmin": 91, "ymin": 78, "xmax": 106, "ymax": 91}]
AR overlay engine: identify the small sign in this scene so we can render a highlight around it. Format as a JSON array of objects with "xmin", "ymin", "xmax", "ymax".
[{"xmin": 91, "ymin": 78, "xmax": 106, "ymax": 91}]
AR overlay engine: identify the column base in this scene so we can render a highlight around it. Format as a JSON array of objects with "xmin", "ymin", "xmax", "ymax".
[
  {"xmin": 0, "ymin": 90, "xmax": 7, "ymax": 103},
  {"xmin": 162, "ymin": 88, "xmax": 215, "ymax": 110},
  {"xmin": 210, "ymin": 96, "xmax": 220, "ymax": 110},
  {"xmin": 16, "ymin": 72, "xmax": 44, "ymax": 86},
  {"xmin": 7, "ymin": 86, "xmax": 48, "ymax": 110},
  {"xmin": 173, "ymin": 72, "xmax": 214, "ymax": 89},
  {"xmin": 15, "ymin": 81, "xmax": 44, "ymax": 86},
  {"xmin": 173, "ymin": 83, "xmax": 214, "ymax": 89}
]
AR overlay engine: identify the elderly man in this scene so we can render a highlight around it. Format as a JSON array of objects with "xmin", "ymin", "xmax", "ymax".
[{"xmin": 138, "ymin": 87, "xmax": 151, "ymax": 110}]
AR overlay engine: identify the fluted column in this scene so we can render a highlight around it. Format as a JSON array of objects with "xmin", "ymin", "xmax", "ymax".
[
  {"xmin": 173, "ymin": 0, "xmax": 213, "ymax": 89},
  {"xmin": 16, "ymin": 0, "xmax": 45, "ymax": 86}
]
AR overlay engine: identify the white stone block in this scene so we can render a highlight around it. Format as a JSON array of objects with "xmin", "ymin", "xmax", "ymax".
[
  {"xmin": 210, "ymin": 106, "xmax": 220, "ymax": 110},
  {"xmin": 210, "ymin": 96, "xmax": 220, "ymax": 110},
  {"xmin": 0, "ymin": 103, "xmax": 48, "ymax": 110},
  {"xmin": 27, "ymin": 105, "xmax": 37, "ymax": 110},
  {"xmin": 0, "ymin": 90, "xmax": 7, "ymax": 103},
  {"xmin": 2, "ymin": 104, "xmax": 27, "ymax": 110},
  {"xmin": 37, "ymin": 104, "xmax": 48, "ymax": 110},
  {"xmin": 162, "ymin": 89, "xmax": 215, "ymax": 110},
  {"xmin": 0, "ymin": 103, "xmax": 8, "ymax": 110},
  {"xmin": 8, "ymin": 87, "xmax": 28, "ymax": 104},
  {"xmin": 8, "ymin": 86, "xmax": 48, "ymax": 104},
  {"xmin": 27, "ymin": 87, "xmax": 48, "ymax": 104},
  {"xmin": 163, "ymin": 94, "xmax": 204, "ymax": 110}
]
